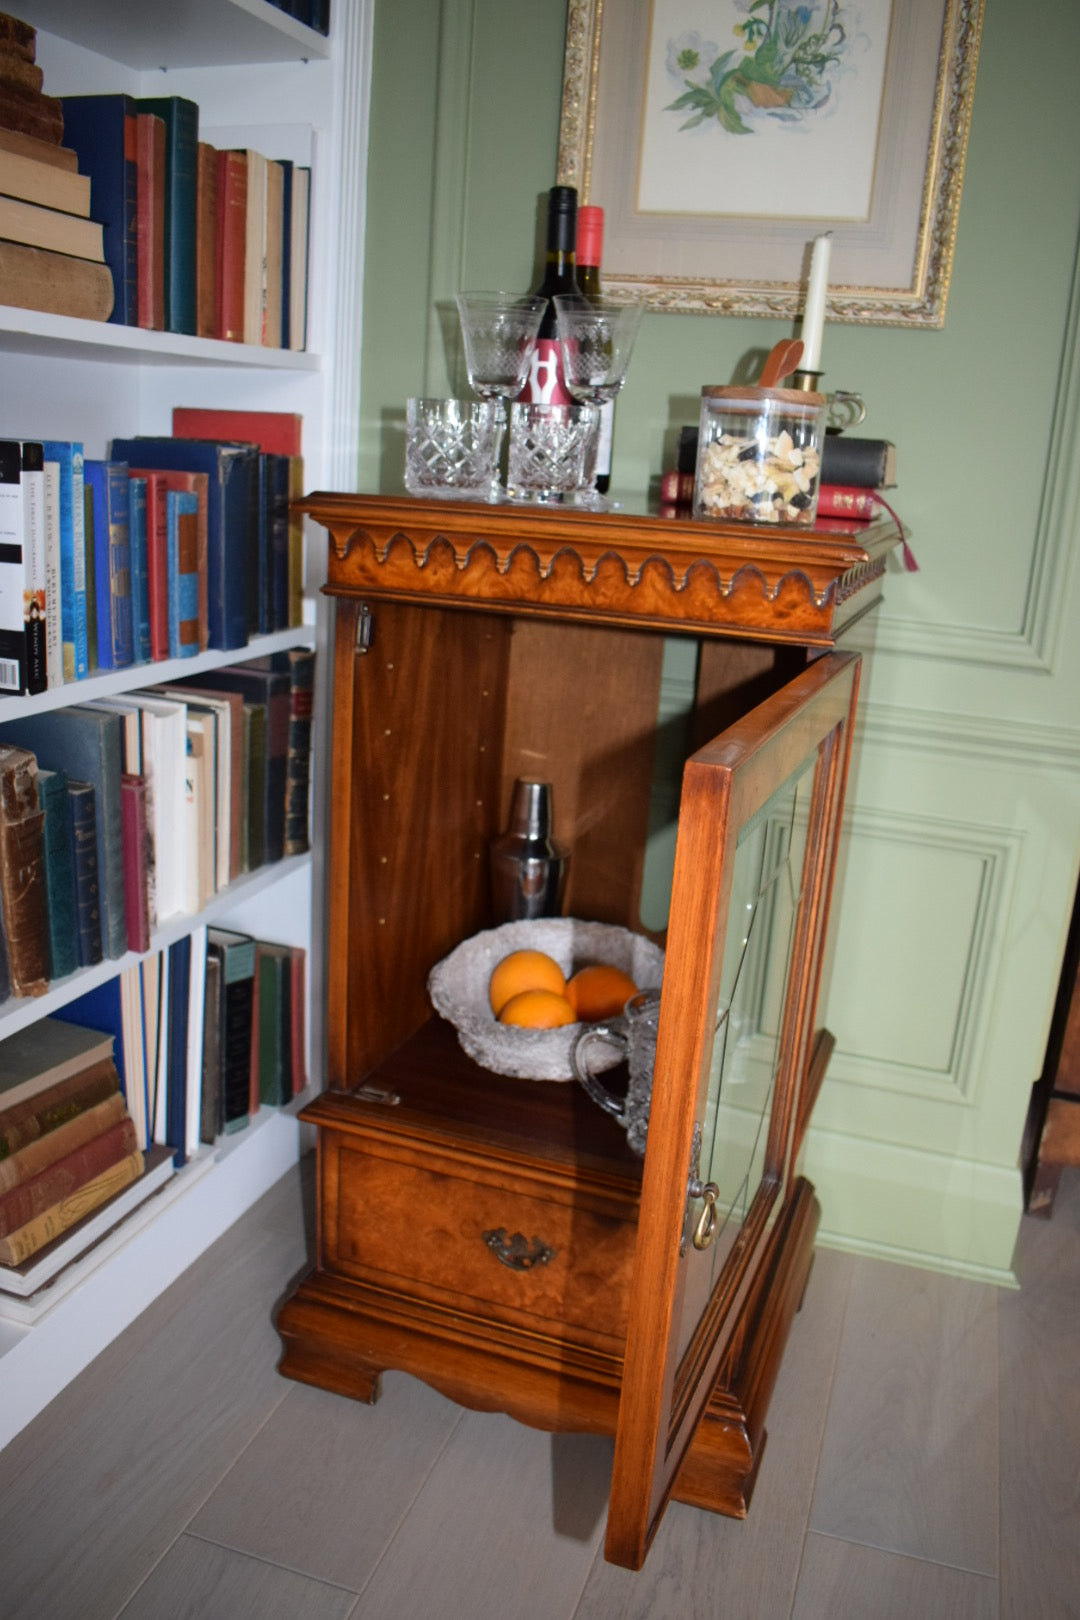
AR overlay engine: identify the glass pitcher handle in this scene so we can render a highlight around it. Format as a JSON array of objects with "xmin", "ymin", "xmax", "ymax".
[{"xmin": 571, "ymin": 1023, "xmax": 630, "ymax": 1124}]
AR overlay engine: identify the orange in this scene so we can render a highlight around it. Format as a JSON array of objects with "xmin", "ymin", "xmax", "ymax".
[
  {"xmin": 497, "ymin": 988, "xmax": 577, "ymax": 1028},
  {"xmin": 565, "ymin": 963, "xmax": 639, "ymax": 1023},
  {"xmin": 488, "ymin": 948, "xmax": 567, "ymax": 1017}
]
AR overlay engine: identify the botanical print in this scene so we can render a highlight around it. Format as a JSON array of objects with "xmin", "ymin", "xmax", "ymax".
[{"xmin": 636, "ymin": 0, "xmax": 892, "ymax": 221}]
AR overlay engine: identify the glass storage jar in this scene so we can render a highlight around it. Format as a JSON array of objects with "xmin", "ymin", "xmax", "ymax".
[{"xmin": 694, "ymin": 385, "xmax": 827, "ymax": 526}]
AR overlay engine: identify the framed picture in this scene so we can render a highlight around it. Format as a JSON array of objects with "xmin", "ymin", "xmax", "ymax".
[{"xmin": 556, "ymin": 0, "xmax": 984, "ymax": 326}]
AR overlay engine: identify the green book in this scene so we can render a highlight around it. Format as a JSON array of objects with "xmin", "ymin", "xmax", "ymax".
[
  {"xmin": 243, "ymin": 701, "xmax": 266, "ymax": 870},
  {"xmin": 255, "ymin": 942, "xmax": 291, "ymax": 1107},
  {"xmin": 134, "ymin": 95, "xmax": 198, "ymax": 336},
  {"xmin": 35, "ymin": 767, "xmax": 77, "ymax": 982}
]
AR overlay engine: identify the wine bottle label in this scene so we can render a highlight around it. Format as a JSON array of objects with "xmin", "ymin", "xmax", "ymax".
[
  {"xmin": 595, "ymin": 400, "xmax": 615, "ymax": 477},
  {"xmin": 521, "ymin": 338, "xmax": 573, "ymax": 405}
]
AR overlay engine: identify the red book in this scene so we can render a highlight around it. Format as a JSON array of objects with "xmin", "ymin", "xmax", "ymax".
[
  {"xmin": 135, "ymin": 111, "xmax": 165, "ymax": 330},
  {"xmin": 196, "ymin": 140, "xmax": 218, "ymax": 340},
  {"xmin": 215, "ymin": 148, "xmax": 247, "ymax": 343},
  {"xmin": 815, "ymin": 483, "xmax": 880, "ymax": 519},
  {"xmin": 0, "ymin": 1115, "xmax": 137, "ymax": 1237},
  {"xmin": 171, "ymin": 407, "xmax": 302, "ymax": 457},
  {"xmin": 659, "ymin": 469, "xmax": 695, "ymax": 506},
  {"xmin": 120, "ymin": 772, "xmax": 151, "ymax": 953},
  {"xmin": 129, "ymin": 466, "xmax": 208, "ymax": 654}
]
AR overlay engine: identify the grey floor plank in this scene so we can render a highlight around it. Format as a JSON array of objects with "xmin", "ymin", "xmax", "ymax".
[
  {"xmin": 573, "ymin": 1244, "xmax": 854, "ymax": 1619},
  {"xmin": 809, "ymin": 1249, "xmax": 999, "ymax": 1574},
  {"xmin": 0, "ymin": 1162, "xmax": 314, "ymax": 1620},
  {"xmin": 117, "ymin": 1533, "xmax": 357, "ymax": 1620},
  {"xmin": 189, "ymin": 1372, "xmax": 463, "ymax": 1590},
  {"xmin": 999, "ymin": 1169, "xmax": 1080, "ymax": 1620},
  {"xmin": 791, "ymin": 1532, "xmax": 999, "ymax": 1620},
  {"xmin": 356, "ymin": 1408, "xmax": 614, "ymax": 1620}
]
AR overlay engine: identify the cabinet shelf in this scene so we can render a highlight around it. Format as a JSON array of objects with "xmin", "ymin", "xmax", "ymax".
[
  {"xmin": 16, "ymin": 0, "xmax": 330, "ymax": 70},
  {"xmin": 0, "ymin": 305, "xmax": 322, "ymax": 370}
]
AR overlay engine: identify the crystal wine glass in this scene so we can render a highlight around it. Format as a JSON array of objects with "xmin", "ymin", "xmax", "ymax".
[
  {"xmin": 553, "ymin": 295, "xmax": 644, "ymax": 508},
  {"xmin": 455, "ymin": 291, "xmax": 547, "ymax": 494}
]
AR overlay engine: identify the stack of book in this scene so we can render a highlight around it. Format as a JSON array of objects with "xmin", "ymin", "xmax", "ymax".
[
  {"xmin": 0, "ymin": 1015, "xmax": 149, "ymax": 1269},
  {"xmin": 58, "ymin": 86, "xmax": 310, "ymax": 345},
  {"xmin": 661, "ymin": 425, "xmax": 898, "ymax": 528},
  {"xmin": 0, "ymin": 409, "xmax": 305, "ymax": 694},
  {"xmin": 0, "ymin": 648, "xmax": 315, "ymax": 1001},
  {"xmin": 0, "ymin": 14, "xmax": 115, "ymax": 322}
]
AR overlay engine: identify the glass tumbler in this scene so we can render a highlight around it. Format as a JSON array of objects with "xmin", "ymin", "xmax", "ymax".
[
  {"xmin": 506, "ymin": 402, "xmax": 597, "ymax": 503},
  {"xmin": 404, "ymin": 397, "xmax": 499, "ymax": 499}
]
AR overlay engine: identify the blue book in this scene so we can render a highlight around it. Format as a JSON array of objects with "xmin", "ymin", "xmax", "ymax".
[
  {"xmin": 128, "ymin": 477, "xmax": 152, "ymax": 665},
  {"xmin": 135, "ymin": 96, "xmax": 199, "ymax": 337},
  {"xmin": 165, "ymin": 488, "xmax": 199, "ymax": 658},
  {"xmin": 57, "ymin": 95, "xmax": 138, "ymax": 328},
  {"xmin": 109, "ymin": 437, "xmax": 257, "ymax": 651},
  {"xmin": 166, "ymin": 933, "xmax": 191, "ymax": 1165},
  {"xmin": 41, "ymin": 442, "xmax": 87, "ymax": 681},
  {"xmin": 0, "ymin": 706, "xmax": 127, "ymax": 960},
  {"xmin": 84, "ymin": 459, "xmax": 134, "ymax": 671},
  {"xmin": 60, "ymin": 976, "xmax": 129, "ymax": 1101},
  {"xmin": 35, "ymin": 767, "xmax": 78, "ymax": 982}
]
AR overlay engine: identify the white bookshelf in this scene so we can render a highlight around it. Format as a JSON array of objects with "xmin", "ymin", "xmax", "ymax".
[{"xmin": 0, "ymin": 0, "xmax": 369, "ymax": 1444}]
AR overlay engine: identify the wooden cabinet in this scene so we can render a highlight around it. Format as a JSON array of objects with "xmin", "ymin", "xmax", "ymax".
[{"xmin": 277, "ymin": 494, "xmax": 898, "ymax": 1570}]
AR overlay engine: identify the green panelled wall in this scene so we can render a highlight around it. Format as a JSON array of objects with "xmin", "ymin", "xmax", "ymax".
[{"xmin": 356, "ymin": 0, "xmax": 1080, "ymax": 1280}]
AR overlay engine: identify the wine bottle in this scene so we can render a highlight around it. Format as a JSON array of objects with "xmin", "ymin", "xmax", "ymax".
[
  {"xmin": 576, "ymin": 203, "xmax": 614, "ymax": 494},
  {"xmin": 519, "ymin": 185, "xmax": 578, "ymax": 404}
]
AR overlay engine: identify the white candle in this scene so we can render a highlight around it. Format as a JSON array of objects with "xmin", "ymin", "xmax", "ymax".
[{"xmin": 800, "ymin": 232, "xmax": 832, "ymax": 373}]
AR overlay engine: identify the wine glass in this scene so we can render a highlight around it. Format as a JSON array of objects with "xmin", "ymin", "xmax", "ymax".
[
  {"xmin": 455, "ymin": 291, "xmax": 547, "ymax": 494},
  {"xmin": 553, "ymin": 295, "xmax": 644, "ymax": 507}
]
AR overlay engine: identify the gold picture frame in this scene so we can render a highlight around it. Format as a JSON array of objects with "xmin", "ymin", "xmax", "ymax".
[{"xmin": 556, "ymin": 0, "xmax": 983, "ymax": 327}]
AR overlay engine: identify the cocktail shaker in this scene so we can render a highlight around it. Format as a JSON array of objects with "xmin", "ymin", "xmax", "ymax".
[{"xmin": 490, "ymin": 779, "xmax": 568, "ymax": 921}]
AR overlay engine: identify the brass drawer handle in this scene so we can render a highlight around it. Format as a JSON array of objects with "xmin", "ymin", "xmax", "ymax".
[
  {"xmin": 692, "ymin": 1183, "xmax": 721, "ymax": 1251},
  {"xmin": 483, "ymin": 1228, "xmax": 556, "ymax": 1271}
]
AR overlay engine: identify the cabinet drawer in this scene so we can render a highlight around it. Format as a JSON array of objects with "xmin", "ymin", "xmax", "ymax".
[{"xmin": 321, "ymin": 1132, "xmax": 638, "ymax": 1344}]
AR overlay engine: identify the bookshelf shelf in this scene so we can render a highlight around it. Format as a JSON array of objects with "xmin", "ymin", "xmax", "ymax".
[
  {"xmin": 0, "ymin": 306, "xmax": 322, "ymax": 370},
  {"xmin": 13, "ymin": 0, "xmax": 331, "ymax": 71}
]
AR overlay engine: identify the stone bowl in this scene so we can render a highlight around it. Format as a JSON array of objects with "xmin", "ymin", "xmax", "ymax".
[{"xmin": 427, "ymin": 917, "xmax": 665, "ymax": 1081}]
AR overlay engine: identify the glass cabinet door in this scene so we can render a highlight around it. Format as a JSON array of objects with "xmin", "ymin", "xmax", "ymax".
[{"xmin": 605, "ymin": 650, "xmax": 860, "ymax": 1570}]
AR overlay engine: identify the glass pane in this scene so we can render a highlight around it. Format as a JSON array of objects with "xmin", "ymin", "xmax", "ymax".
[{"xmin": 674, "ymin": 752, "xmax": 816, "ymax": 1365}]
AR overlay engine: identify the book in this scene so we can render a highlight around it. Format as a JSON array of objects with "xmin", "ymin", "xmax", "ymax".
[
  {"xmin": 236, "ymin": 146, "xmax": 267, "ymax": 346},
  {"xmin": 214, "ymin": 147, "xmax": 246, "ymax": 342},
  {"xmin": 249, "ymin": 647, "xmax": 314, "ymax": 856},
  {"xmin": 206, "ymin": 927, "xmax": 255, "ymax": 1133},
  {"xmin": 195, "ymin": 139, "xmax": 218, "ymax": 339},
  {"xmin": 41, "ymin": 441, "xmax": 87, "ymax": 681},
  {"xmin": 279, "ymin": 158, "xmax": 293, "ymax": 350},
  {"xmin": 0, "ymin": 192, "xmax": 104, "ymax": 260},
  {"xmin": 165, "ymin": 932, "xmax": 190, "ymax": 1165},
  {"xmin": 0, "ymin": 1089, "xmax": 126, "ymax": 1196},
  {"xmin": 82, "ymin": 477, "xmax": 97, "ymax": 672},
  {"xmin": 675, "ymin": 424, "xmax": 898, "ymax": 490},
  {"xmin": 287, "ymin": 164, "xmax": 310, "ymax": 352},
  {"xmin": 181, "ymin": 662, "xmax": 288, "ymax": 863},
  {"xmin": 0, "ymin": 743, "xmax": 48, "ymax": 996},
  {"xmin": 141, "ymin": 950, "xmax": 166, "ymax": 1143},
  {"xmin": 0, "ymin": 1016, "xmax": 113, "ymax": 1113},
  {"xmin": 0, "ymin": 46, "xmax": 42, "ymax": 94},
  {"xmin": 0, "ymin": 1115, "xmax": 138, "ymax": 1238},
  {"xmin": 20, "ymin": 441, "xmax": 46, "ymax": 694},
  {"xmin": 200, "ymin": 947, "xmax": 222, "ymax": 1143},
  {"xmin": 84, "ymin": 458, "xmax": 134, "ymax": 671},
  {"xmin": 135, "ymin": 95, "xmax": 198, "ymax": 337},
  {"xmin": 128, "ymin": 467, "xmax": 208, "ymax": 655},
  {"xmin": 127, "ymin": 475, "xmax": 151, "ymax": 664},
  {"xmin": 41, "ymin": 454, "xmax": 61, "ymax": 687},
  {"xmin": 242, "ymin": 701, "xmax": 264, "ymax": 869},
  {"xmin": 0, "ymin": 125, "xmax": 78, "ymax": 169},
  {"xmin": 135, "ymin": 109, "xmax": 165, "ymax": 331},
  {"xmin": 134, "ymin": 470, "xmax": 170, "ymax": 662},
  {"xmin": 0, "ymin": 1142, "xmax": 174, "ymax": 1302},
  {"xmin": 109, "ymin": 437, "xmax": 257, "ymax": 652},
  {"xmin": 0, "ymin": 79, "xmax": 64, "ymax": 145},
  {"xmin": 0, "ymin": 705, "xmax": 127, "ymax": 959},
  {"xmin": 0, "ymin": 16, "xmax": 36, "ymax": 65},
  {"xmin": 35, "ymin": 765, "xmax": 78, "ymax": 982},
  {"xmin": 288, "ymin": 943, "xmax": 308, "ymax": 1095},
  {"xmin": 67, "ymin": 777, "xmax": 102, "ymax": 967},
  {"xmin": 266, "ymin": 453, "xmax": 291, "ymax": 632},
  {"xmin": 815, "ymin": 484, "xmax": 883, "ymax": 520},
  {"xmin": 170, "ymin": 408, "xmax": 302, "ymax": 457},
  {"xmin": 185, "ymin": 924, "xmax": 207, "ymax": 1157},
  {"xmin": 182, "ymin": 708, "xmax": 216, "ymax": 912},
  {"xmin": 0, "ymin": 237, "xmax": 114, "ymax": 322},
  {"xmin": 118, "ymin": 958, "xmax": 149, "ymax": 1147},
  {"xmin": 120, "ymin": 772, "xmax": 151, "ymax": 954},
  {"xmin": 93, "ymin": 692, "xmax": 186, "ymax": 924},
  {"xmin": 0, "ymin": 438, "xmax": 24, "ymax": 695},
  {"xmin": 0, "ymin": 1147, "xmax": 144, "ymax": 1265},
  {"xmin": 165, "ymin": 487, "xmax": 199, "ymax": 658},
  {"xmin": 168, "ymin": 684, "xmax": 242, "ymax": 883},
  {"xmin": 61, "ymin": 973, "xmax": 135, "ymax": 1102},
  {"xmin": 254, "ymin": 940, "xmax": 291, "ymax": 1105},
  {"xmin": 264, "ymin": 157, "xmax": 284, "ymax": 347},
  {"xmin": 57, "ymin": 93, "xmax": 138, "ymax": 326},
  {"xmin": 0, "ymin": 144, "xmax": 91, "ymax": 215},
  {"xmin": 288, "ymin": 454, "xmax": 304, "ymax": 626},
  {"xmin": 0, "ymin": 1054, "xmax": 118, "ymax": 1161}
]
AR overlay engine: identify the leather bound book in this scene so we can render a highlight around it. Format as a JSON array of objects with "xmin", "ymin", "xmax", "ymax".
[
  {"xmin": 35, "ymin": 766, "xmax": 77, "ymax": 981},
  {"xmin": 247, "ymin": 649, "xmax": 313, "ymax": 856},
  {"xmin": 84, "ymin": 458, "xmax": 134, "ymax": 671},
  {"xmin": 57, "ymin": 94, "xmax": 139, "ymax": 326},
  {"xmin": 0, "ymin": 81, "xmax": 65, "ymax": 145},
  {"xmin": 183, "ymin": 663, "xmax": 289, "ymax": 863},
  {"xmin": 0, "ymin": 744, "xmax": 48, "ymax": 997},
  {"xmin": 0, "ymin": 1091, "xmax": 126, "ymax": 1195},
  {"xmin": 0, "ymin": 1148, "xmax": 144, "ymax": 1266},
  {"xmin": 165, "ymin": 488, "xmax": 200, "ymax": 657},
  {"xmin": 120, "ymin": 773, "xmax": 150, "ymax": 954},
  {"xmin": 0, "ymin": 1115, "xmax": 137, "ymax": 1237},
  {"xmin": 195, "ymin": 140, "xmax": 218, "ymax": 340},
  {"xmin": 67, "ymin": 777, "xmax": 102, "ymax": 967},
  {"xmin": 200, "ymin": 948, "xmax": 223, "ymax": 1144},
  {"xmin": 214, "ymin": 148, "xmax": 247, "ymax": 343},
  {"xmin": 0, "ymin": 240, "xmax": 114, "ymax": 325},
  {"xmin": 135, "ymin": 110, "xmax": 165, "ymax": 330},
  {"xmin": 0, "ymin": 1056, "xmax": 119, "ymax": 1160},
  {"xmin": 288, "ymin": 944, "xmax": 307, "ymax": 1096},
  {"xmin": 206, "ymin": 928, "xmax": 255, "ymax": 1134},
  {"xmin": 135, "ymin": 96, "xmax": 198, "ymax": 337},
  {"xmin": 170, "ymin": 408, "xmax": 301, "ymax": 457}
]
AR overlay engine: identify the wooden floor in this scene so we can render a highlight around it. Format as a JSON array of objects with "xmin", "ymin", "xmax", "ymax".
[{"xmin": 2, "ymin": 1159, "xmax": 1078, "ymax": 1620}]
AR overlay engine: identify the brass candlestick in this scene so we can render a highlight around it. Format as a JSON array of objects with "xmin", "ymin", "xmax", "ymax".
[{"xmin": 792, "ymin": 369, "xmax": 823, "ymax": 393}]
